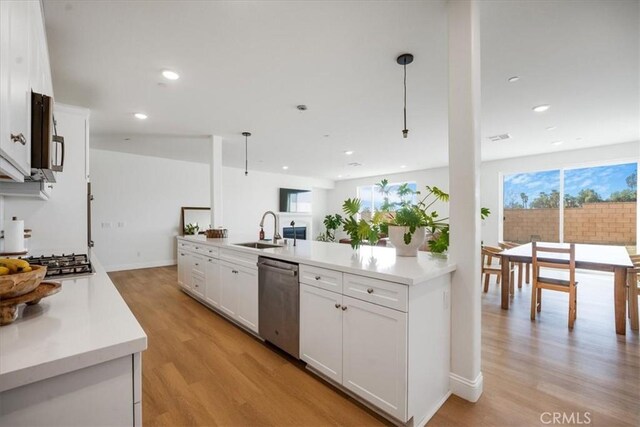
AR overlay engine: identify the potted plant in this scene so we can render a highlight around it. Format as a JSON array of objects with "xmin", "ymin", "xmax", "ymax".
[
  {"xmin": 341, "ymin": 180, "xmax": 490, "ymax": 256},
  {"xmin": 184, "ymin": 223, "xmax": 199, "ymax": 235},
  {"xmin": 383, "ymin": 184, "xmax": 450, "ymax": 256},
  {"xmin": 316, "ymin": 214, "xmax": 343, "ymax": 242}
]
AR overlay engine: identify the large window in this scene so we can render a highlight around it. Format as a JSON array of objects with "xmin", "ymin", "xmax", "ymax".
[
  {"xmin": 357, "ymin": 182, "xmax": 418, "ymax": 214},
  {"xmin": 502, "ymin": 162, "xmax": 637, "ymax": 248}
]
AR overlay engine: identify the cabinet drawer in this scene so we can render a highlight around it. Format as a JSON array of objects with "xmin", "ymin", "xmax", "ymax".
[
  {"xmin": 300, "ymin": 264, "xmax": 343, "ymax": 293},
  {"xmin": 220, "ymin": 248, "xmax": 258, "ymax": 270},
  {"xmin": 343, "ymin": 274, "xmax": 407, "ymax": 312},
  {"xmin": 198, "ymin": 245, "xmax": 219, "ymax": 258},
  {"xmin": 192, "ymin": 254, "xmax": 206, "ymax": 276},
  {"xmin": 178, "ymin": 241, "xmax": 196, "ymax": 252}
]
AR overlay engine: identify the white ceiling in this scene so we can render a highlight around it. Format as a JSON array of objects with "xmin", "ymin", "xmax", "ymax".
[{"xmin": 44, "ymin": 0, "xmax": 639, "ymax": 181}]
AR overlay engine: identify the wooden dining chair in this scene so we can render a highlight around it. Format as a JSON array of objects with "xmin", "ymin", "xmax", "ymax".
[
  {"xmin": 627, "ymin": 254, "xmax": 640, "ymax": 331},
  {"xmin": 481, "ymin": 245, "xmax": 514, "ymax": 294},
  {"xmin": 499, "ymin": 241, "xmax": 528, "ymax": 289},
  {"xmin": 531, "ymin": 242, "xmax": 578, "ymax": 329}
]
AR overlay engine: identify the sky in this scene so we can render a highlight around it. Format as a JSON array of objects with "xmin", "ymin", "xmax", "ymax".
[{"xmin": 503, "ymin": 162, "xmax": 637, "ymax": 207}]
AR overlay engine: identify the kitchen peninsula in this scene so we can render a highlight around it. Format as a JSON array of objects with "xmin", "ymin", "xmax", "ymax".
[
  {"xmin": 0, "ymin": 256, "xmax": 147, "ymax": 426},
  {"xmin": 177, "ymin": 235, "xmax": 455, "ymax": 426}
]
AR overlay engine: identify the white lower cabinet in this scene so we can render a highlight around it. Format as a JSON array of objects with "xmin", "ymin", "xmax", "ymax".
[
  {"xmin": 219, "ymin": 260, "xmax": 258, "ymax": 333},
  {"xmin": 342, "ymin": 295, "xmax": 407, "ymax": 421},
  {"xmin": 191, "ymin": 272, "xmax": 205, "ymax": 299},
  {"xmin": 204, "ymin": 257, "xmax": 220, "ymax": 308},
  {"xmin": 300, "ymin": 285, "xmax": 407, "ymax": 421},
  {"xmin": 300, "ymin": 284, "xmax": 343, "ymax": 383},
  {"xmin": 235, "ymin": 265, "xmax": 259, "ymax": 333},
  {"xmin": 219, "ymin": 261, "xmax": 238, "ymax": 318},
  {"xmin": 177, "ymin": 251, "xmax": 192, "ymax": 290}
]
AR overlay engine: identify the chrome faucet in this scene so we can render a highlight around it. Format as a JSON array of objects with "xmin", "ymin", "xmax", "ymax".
[{"xmin": 259, "ymin": 211, "xmax": 281, "ymax": 244}]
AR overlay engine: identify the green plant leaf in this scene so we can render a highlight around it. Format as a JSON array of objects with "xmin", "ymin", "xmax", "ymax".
[{"xmin": 342, "ymin": 198, "xmax": 361, "ymax": 216}]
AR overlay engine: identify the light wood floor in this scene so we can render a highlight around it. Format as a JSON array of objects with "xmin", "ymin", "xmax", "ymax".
[{"xmin": 110, "ymin": 267, "xmax": 639, "ymax": 427}]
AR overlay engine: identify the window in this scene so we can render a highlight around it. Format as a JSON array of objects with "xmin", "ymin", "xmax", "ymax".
[
  {"xmin": 357, "ymin": 181, "xmax": 418, "ymax": 213},
  {"xmin": 502, "ymin": 162, "xmax": 637, "ymax": 248}
]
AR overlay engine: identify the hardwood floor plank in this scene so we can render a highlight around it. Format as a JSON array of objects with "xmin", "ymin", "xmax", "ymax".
[{"xmin": 110, "ymin": 266, "xmax": 639, "ymax": 427}]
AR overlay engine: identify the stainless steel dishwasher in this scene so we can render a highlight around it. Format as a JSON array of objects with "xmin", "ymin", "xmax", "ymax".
[{"xmin": 258, "ymin": 256, "xmax": 300, "ymax": 359}]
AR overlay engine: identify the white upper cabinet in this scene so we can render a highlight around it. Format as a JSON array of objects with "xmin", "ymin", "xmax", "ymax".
[{"xmin": 0, "ymin": 0, "xmax": 52, "ymax": 181}]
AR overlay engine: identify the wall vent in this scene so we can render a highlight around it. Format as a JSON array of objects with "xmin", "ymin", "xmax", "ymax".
[
  {"xmin": 347, "ymin": 162, "xmax": 362, "ymax": 167},
  {"xmin": 487, "ymin": 133, "xmax": 511, "ymax": 142}
]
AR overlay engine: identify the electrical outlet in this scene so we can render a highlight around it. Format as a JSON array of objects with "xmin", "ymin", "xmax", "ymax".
[
  {"xmin": 117, "ymin": 222, "xmax": 125, "ymax": 228},
  {"xmin": 136, "ymin": 251, "xmax": 141, "ymax": 257}
]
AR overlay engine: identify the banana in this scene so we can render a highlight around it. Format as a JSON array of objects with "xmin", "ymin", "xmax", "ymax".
[
  {"xmin": 0, "ymin": 258, "xmax": 31, "ymax": 274},
  {"xmin": 0, "ymin": 266, "xmax": 9, "ymax": 276}
]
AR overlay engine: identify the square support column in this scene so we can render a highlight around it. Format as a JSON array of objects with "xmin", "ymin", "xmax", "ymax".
[
  {"xmin": 210, "ymin": 135, "xmax": 223, "ymax": 228},
  {"xmin": 447, "ymin": 0, "xmax": 483, "ymax": 402}
]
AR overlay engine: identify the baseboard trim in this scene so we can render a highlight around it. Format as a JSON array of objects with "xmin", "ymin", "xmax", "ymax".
[
  {"xmin": 449, "ymin": 371, "xmax": 483, "ymax": 403},
  {"xmin": 105, "ymin": 259, "xmax": 176, "ymax": 272}
]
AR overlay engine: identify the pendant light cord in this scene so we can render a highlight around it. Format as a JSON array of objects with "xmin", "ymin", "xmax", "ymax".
[
  {"xmin": 403, "ymin": 62, "xmax": 407, "ymax": 134},
  {"xmin": 245, "ymin": 135, "xmax": 248, "ymax": 176}
]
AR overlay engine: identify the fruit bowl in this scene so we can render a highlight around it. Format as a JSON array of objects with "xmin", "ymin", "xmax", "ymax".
[{"xmin": 0, "ymin": 265, "xmax": 47, "ymax": 299}]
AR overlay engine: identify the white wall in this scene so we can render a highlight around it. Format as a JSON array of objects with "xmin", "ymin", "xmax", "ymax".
[
  {"xmin": 325, "ymin": 141, "xmax": 639, "ymax": 244},
  {"xmin": 89, "ymin": 148, "xmax": 333, "ymax": 271},
  {"xmin": 90, "ymin": 149, "xmax": 210, "ymax": 271},
  {"xmin": 221, "ymin": 167, "xmax": 333, "ymax": 241}
]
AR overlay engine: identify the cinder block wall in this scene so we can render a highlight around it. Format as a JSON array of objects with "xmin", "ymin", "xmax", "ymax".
[{"xmin": 504, "ymin": 202, "xmax": 636, "ymax": 245}]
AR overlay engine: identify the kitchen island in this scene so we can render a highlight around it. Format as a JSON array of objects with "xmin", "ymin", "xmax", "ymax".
[
  {"xmin": 0, "ymin": 256, "xmax": 147, "ymax": 427},
  {"xmin": 177, "ymin": 235, "xmax": 455, "ymax": 426}
]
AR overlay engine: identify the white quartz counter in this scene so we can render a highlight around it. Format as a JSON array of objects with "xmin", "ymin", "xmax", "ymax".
[
  {"xmin": 178, "ymin": 235, "xmax": 456, "ymax": 285},
  {"xmin": 0, "ymin": 256, "xmax": 147, "ymax": 392}
]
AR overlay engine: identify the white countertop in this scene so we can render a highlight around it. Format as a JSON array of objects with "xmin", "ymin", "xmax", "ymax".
[
  {"xmin": 0, "ymin": 256, "xmax": 147, "ymax": 392},
  {"xmin": 178, "ymin": 235, "xmax": 456, "ymax": 285}
]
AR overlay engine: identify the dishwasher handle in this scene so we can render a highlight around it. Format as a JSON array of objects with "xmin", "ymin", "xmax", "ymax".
[{"xmin": 257, "ymin": 262, "xmax": 298, "ymax": 277}]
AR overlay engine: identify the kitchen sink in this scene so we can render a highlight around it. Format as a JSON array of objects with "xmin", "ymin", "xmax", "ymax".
[{"xmin": 234, "ymin": 242, "xmax": 283, "ymax": 249}]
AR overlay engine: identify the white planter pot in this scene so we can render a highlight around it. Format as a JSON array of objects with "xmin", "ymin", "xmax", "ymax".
[{"xmin": 388, "ymin": 226, "xmax": 426, "ymax": 257}]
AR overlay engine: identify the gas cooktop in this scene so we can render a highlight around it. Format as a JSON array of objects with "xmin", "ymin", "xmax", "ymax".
[{"xmin": 22, "ymin": 253, "xmax": 95, "ymax": 279}]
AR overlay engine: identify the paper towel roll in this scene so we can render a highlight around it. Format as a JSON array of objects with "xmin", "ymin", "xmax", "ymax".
[{"xmin": 4, "ymin": 217, "xmax": 25, "ymax": 253}]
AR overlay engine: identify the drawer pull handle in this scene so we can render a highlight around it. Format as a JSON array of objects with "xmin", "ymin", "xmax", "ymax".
[
  {"xmin": 195, "ymin": 263, "xmax": 199, "ymax": 266},
  {"xmin": 11, "ymin": 133, "xmax": 27, "ymax": 145},
  {"xmin": 335, "ymin": 303, "xmax": 341, "ymax": 309},
  {"xmin": 367, "ymin": 288, "xmax": 374, "ymax": 294},
  {"xmin": 208, "ymin": 258, "xmax": 212, "ymax": 262},
  {"xmin": 315, "ymin": 276, "xmax": 321, "ymax": 280},
  {"xmin": 341, "ymin": 306, "xmax": 348, "ymax": 311}
]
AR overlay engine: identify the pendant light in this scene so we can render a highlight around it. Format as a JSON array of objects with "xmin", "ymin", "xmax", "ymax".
[
  {"xmin": 242, "ymin": 132, "xmax": 251, "ymax": 176},
  {"xmin": 397, "ymin": 53, "xmax": 414, "ymax": 139}
]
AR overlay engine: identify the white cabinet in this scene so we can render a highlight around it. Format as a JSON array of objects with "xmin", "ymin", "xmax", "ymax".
[
  {"xmin": 342, "ymin": 295, "xmax": 407, "ymax": 421},
  {"xmin": 300, "ymin": 284, "xmax": 343, "ymax": 383},
  {"xmin": 219, "ymin": 260, "xmax": 259, "ymax": 334},
  {"xmin": 234, "ymin": 265, "xmax": 259, "ymax": 333},
  {"xmin": 191, "ymin": 271, "xmax": 205, "ymax": 299},
  {"xmin": 177, "ymin": 251, "xmax": 191, "ymax": 290},
  {"xmin": 204, "ymin": 257, "xmax": 220, "ymax": 308},
  {"xmin": 219, "ymin": 261, "xmax": 238, "ymax": 318},
  {"xmin": 0, "ymin": 0, "xmax": 52, "ymax": 181},
  {"xmin": 0, "ymin": 0, "xmax": 32, "ymax": 178}
]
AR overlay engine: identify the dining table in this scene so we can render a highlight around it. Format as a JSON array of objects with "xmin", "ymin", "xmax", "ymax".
[{"xmin": 499, "ymin": 242, "xmax": 634, "ymax": 335}]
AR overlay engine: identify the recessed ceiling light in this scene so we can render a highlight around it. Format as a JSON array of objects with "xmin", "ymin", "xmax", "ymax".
[
  {"xmin": 551, "ymin": 140, "xmax": 564, "ymax": 146},
  {"xmin": 507, "ymin": 76, "xmax": 520, "ymax": 83},
  {"xmin": 134, "ymin": 113, "xmax": 148, "ymax": 120},
  {"xmin": 532, "ymin": 104, "xmax": 550, "ymax": 113},
  {"xmin": 546, "ymin": 126, "xmax": 557, "ymax": 131},
  {"xmin": 162, "ymin": 70, "xmax": 180, "ymax": 80},
  {"xmin": 282, "ymin": 166, "xmax": 289, "ymax": 170},
  {"xmin": 337, "ymin": 174, "xmax": 343, "ymax": 178},
  {"xmin": 344, "ymin": 150, "xmax": 354, "ymax": 155},
  {"xmin": 400, "ymin": 165, "xmax": 407, "ymax": 169}
]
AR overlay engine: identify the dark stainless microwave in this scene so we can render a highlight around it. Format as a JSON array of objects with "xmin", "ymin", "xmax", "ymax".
[{"xmin": 30, "ymin": 91, "xmax": 64, "ymax": 182}]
